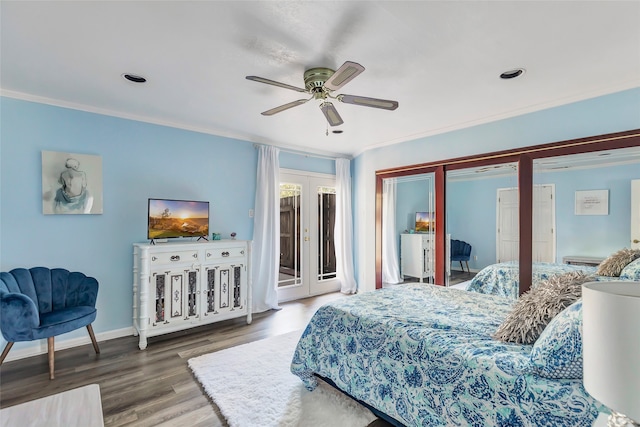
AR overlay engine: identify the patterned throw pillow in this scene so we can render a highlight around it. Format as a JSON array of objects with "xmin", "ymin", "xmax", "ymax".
[
  {"xmin": 492, "ymin": 271, "xmax": 592, "ymax": 345},
  {"xmin": 530, "ymin": 301, "xmax": 583, "ymax": 379},
  {"xmin": 620, "ymin": 257, "xmax": 640, "ymax": 281},
  {"xmin": 597, "ymin": 248, "xmax": 640, "ymax": 277}
]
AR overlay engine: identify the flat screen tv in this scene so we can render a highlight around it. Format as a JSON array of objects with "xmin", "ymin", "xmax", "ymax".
[
  {"xmin": 147, "ymin": 198, "xmax": 209, "ymax": 240},
  {"xmin": 415, "ymin": 211, "xmax": 434, "ymax": 233}
]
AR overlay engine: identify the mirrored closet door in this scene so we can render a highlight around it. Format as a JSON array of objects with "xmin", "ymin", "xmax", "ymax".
[{"xmin": 381, "ymin": 173, "xmax": 435, "ymax": 287}]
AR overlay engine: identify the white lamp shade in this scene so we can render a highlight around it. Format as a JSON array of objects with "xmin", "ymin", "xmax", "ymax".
[{"xmin": 582, "ymin": 281, "xmax": 640, "ymax": 422}]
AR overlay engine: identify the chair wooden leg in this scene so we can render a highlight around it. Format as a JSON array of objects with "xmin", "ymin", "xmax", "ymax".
[
  {"xmin": 0, "ymin": 342, "xmax": 14, "ymax": 365},
  {"xmin": 465, "ymin": 261, "xmax": 470, "ymax": 273},
  {"xmin": 87, "ymin": 324, "xmax": 100, "ymax": 354},
  {"xmin": 459, "ymin": 261, "xmax": 464, "ymax": 271},
  {"xmin": 48, "ymin": 336, "xmax": 55, "ymax": 380}
]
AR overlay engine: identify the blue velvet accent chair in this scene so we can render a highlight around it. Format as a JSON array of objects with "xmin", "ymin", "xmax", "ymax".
[
  {"xmin": 0, "ymin": 267, "xmax": 100, "ymax": 379},
  {"xmin": 450, "ymin": 240, "xmax": 472, "ymax": 273}
]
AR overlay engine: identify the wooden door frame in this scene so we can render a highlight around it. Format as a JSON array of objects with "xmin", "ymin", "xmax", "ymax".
[{"xmin": 375, "ymin": 128, "xmax": 640, "ymax": 292}]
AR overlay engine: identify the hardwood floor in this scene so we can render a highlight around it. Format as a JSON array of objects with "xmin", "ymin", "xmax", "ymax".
[
  {"xmin": 0, "ymin": 292, "xmax": 356, "ymax": 427},
  {"xmin": 384, "ymin": 269, "xmax": 475, "ymax": 288}
]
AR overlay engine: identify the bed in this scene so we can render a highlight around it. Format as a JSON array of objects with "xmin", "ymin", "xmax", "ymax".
[
  {"xmin": 462, "ymin": 259, "xmax": 640, "ymax": 300},
  {"xmin": 465, "ymin": 261, "xmax": 600, "ymax": 300},
  {"xmin": 290, "ymin": 284, "xmax": 601, "ymax": 426}
]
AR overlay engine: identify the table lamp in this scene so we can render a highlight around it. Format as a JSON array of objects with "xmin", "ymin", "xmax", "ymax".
[{"xmin": 583, "ymin": 281, "xmax": 640, "ymax": 427}]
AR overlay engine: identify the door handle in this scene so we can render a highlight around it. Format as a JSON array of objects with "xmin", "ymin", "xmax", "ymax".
[{"xmin": 634, "ymin": 239, "xmax": 640, "ymax": 244}]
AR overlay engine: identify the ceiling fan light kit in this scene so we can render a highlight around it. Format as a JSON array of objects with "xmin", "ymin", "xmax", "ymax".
[{"xmin": 246, "ymin": 61, "xmax": 399, "ymax": 127}]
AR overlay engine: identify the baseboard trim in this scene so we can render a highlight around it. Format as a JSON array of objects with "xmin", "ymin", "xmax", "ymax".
[
  {"xmin": 2, "ymin": 327, "xmax": 135, "ymax": 362},
  {"xmin": 450, "ymin": 267, "xmax": 480, "ymax": 274}
]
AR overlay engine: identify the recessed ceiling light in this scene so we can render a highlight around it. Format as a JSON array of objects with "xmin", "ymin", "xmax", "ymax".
[
  {"xmin": 500, "ymin": 68, "xmax": 525, "ymax": 80},
  {"xmin": 122, "ymin": 73, "xmax": 147, "ymax": 83}
]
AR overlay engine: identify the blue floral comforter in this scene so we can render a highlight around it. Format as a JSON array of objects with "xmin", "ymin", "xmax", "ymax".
[
  {"xmin": 290, "ymin": 285, "xmax": 599, "ymax": 427},
  {"xmin": 466, "ymin": 262, "xmax": 600, "ymax": 300}
]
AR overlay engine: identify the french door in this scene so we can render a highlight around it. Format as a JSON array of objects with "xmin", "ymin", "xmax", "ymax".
[
  {"xmin": 497, "ymin": 185, "xmax": 555, "ymax": 263},
  {"xmin": 278, "ymin": 170, "xmax": 339, "ymax": 302}
]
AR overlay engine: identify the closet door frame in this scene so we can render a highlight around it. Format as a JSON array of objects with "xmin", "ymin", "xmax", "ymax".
[{"xmin": 375, "ymin": 129, "xmax": 640, "ymax": 293}]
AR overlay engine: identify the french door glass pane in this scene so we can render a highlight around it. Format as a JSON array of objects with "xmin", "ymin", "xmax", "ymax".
[
  {"xmin": 317, "ymin": 186, "xmax": 336, "ymax": 281},
  {"xmin": 279, "ymin": 183, "xmax": 301, "ymax": 288}
]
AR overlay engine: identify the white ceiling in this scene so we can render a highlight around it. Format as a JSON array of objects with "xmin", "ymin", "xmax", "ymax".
[{"xmin": 2, "ymin": 1, "xmax": 639, "ymax": 157}]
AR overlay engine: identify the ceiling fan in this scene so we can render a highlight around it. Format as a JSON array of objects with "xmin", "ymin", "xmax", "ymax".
[{"xmin": 246, "ymin": 61, "xmax": 398, "ymax": 127}]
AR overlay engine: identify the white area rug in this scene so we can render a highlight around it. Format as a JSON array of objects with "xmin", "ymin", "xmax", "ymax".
[{"xmin": 188, "ymin": 330, "xmax": 377, "ymax": 427}]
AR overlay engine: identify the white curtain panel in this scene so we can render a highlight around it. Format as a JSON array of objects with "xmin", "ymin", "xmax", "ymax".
[
  {"xmin": 382, "ymin": 179, "xmax": 402, "ymax": 284},
  {"xmin": 334, "ymin": 158, "xmax": 358, "ymax": 294},
  {"xmin": 251, "ymin": 145, "xmax": 281, "ymax": 312}
]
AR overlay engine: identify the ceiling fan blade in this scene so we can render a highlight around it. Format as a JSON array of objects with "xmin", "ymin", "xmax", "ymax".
[
  {"xmin": 246, "ymin": 76, "xmax": 308, "ymax": 93},
  {"xmin": 319, "ymin": 102, "xmax": 344, "ymax": 126},
  {"xmin": 261, "ymin": 99, "xmax": 310, "ymax": 116},
  {"xmin": 323, "ymin": 61, "xmax": 365, "ymax": 91},
  {"xmin": 338, "ymin": 94, "xmax": 399, "ymax": 110}
]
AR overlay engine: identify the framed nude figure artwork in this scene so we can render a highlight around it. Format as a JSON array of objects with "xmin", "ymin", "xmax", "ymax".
[{"xmin": 42, "ymin": 151, "xmax": 103, "ymax": 215}]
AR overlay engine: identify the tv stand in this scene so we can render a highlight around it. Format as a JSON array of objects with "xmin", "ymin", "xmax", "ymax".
[
  {"xmin": 132, "ymin": 240, "xmax": 252, "ymax": 350},
  {"xmin": 197, "ymin": 235, "xmax": 208, "ymax": 242}
]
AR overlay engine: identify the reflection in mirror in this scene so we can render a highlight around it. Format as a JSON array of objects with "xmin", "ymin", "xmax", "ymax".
[
  {"xmin": 532, "ymin": 146, "xmax": 640, "ymax": 286},
  {"xmin": 382, "ymin": 177, "xmax": 402, "ymax": 285},
  {"xmin": 382, "ymin": 173, "xmax": 435, "ymax": 287},
  {"xmin": 446, "ymin": 162, "xmax": 519, "ymax": 296}
]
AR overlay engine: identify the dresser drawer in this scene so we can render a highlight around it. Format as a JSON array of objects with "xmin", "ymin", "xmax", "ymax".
[
  {"xmin": 205, "ymin": 246, "xmax": 246, "ymax": 262},
  {"xmin": 150, "ymin": 250, "xmax": 199, "ymax": 264}
]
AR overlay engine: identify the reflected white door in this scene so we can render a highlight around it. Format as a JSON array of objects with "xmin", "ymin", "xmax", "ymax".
[
  {"xmin": 278, "ymin": 171, "xmax": 339, "ymax": 302},
  {"xmin": 532, "ymin": 185, "xmax": 555, "ymax": 262},
  {"xmin": 632, "ymin": 179, "xmax": 640, "ymax": 250},
  {"xmin": 497, "ymin": 185, "xmax": 555, "ymax": 263},
  {"xmin": 497, "ymin": 188, "xmax": 520, "ymax": 262}
]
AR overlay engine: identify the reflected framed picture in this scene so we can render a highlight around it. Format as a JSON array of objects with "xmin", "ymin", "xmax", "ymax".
[
  {"xmin": 42, "ymin": 151, "xmax": 103, "ymax": 214},
  {"xmin": 415, "ymin": 211, "xmax": 434, "ymax": 232},
  {"xmin": 575, "ymin": 189, "xmax": 608, "ymax": 216}
]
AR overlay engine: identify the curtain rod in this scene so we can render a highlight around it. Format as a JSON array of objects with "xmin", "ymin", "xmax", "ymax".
[{"xmin": 253, "ymin": 143, "xmax": 349, "ymax": 161}]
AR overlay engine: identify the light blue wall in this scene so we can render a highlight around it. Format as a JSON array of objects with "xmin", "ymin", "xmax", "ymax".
[
  {"xmin": 395, "ymin": 178, "xmax": 433, "ymax": 233},
  {"xmin": 536, "ymin": 163, "xmax": 639, "ymax": 258},
  {"xmin": 280, "ymin": 151, "xmax": 336, "ymax": 175},
  {"xmin": 0, "ymin": 97, "xmax": 333, "ymax": 355},
  {"xmin": 353, "ymin": 87, "xmax": 640, "ymax": 291},
  {"xmin": 2, "ymin": 86, "xmax": 638, "ymax": 353}
]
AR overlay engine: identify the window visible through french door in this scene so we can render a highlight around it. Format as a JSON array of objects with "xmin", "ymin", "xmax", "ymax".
[{"xmin": 278, "ymin": 170, "xmax": 339, "ymax": 302}]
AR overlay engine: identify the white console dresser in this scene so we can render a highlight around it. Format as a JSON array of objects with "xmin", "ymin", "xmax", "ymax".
[
  {"xmin": 401, "ymin": 233, "xmax": 435, "ymax": 283},
  {"xmin": 133, "ymin": 240, "xmax": 252, "ymax": 350}
]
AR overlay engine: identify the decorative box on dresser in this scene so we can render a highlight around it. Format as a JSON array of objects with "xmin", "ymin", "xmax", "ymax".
[{"xmin": 133, "ymin": 240, "xmax": 252, "ymax": 350}]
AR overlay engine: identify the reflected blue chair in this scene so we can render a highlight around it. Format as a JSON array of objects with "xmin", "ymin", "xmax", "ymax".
[
  {"xmin": 451, "ymin": 240, "xmax": 472, "ymax": 273},
  {"xmin": 0, "ymin": 267, "xmax": 100, "ymax": 379}
]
